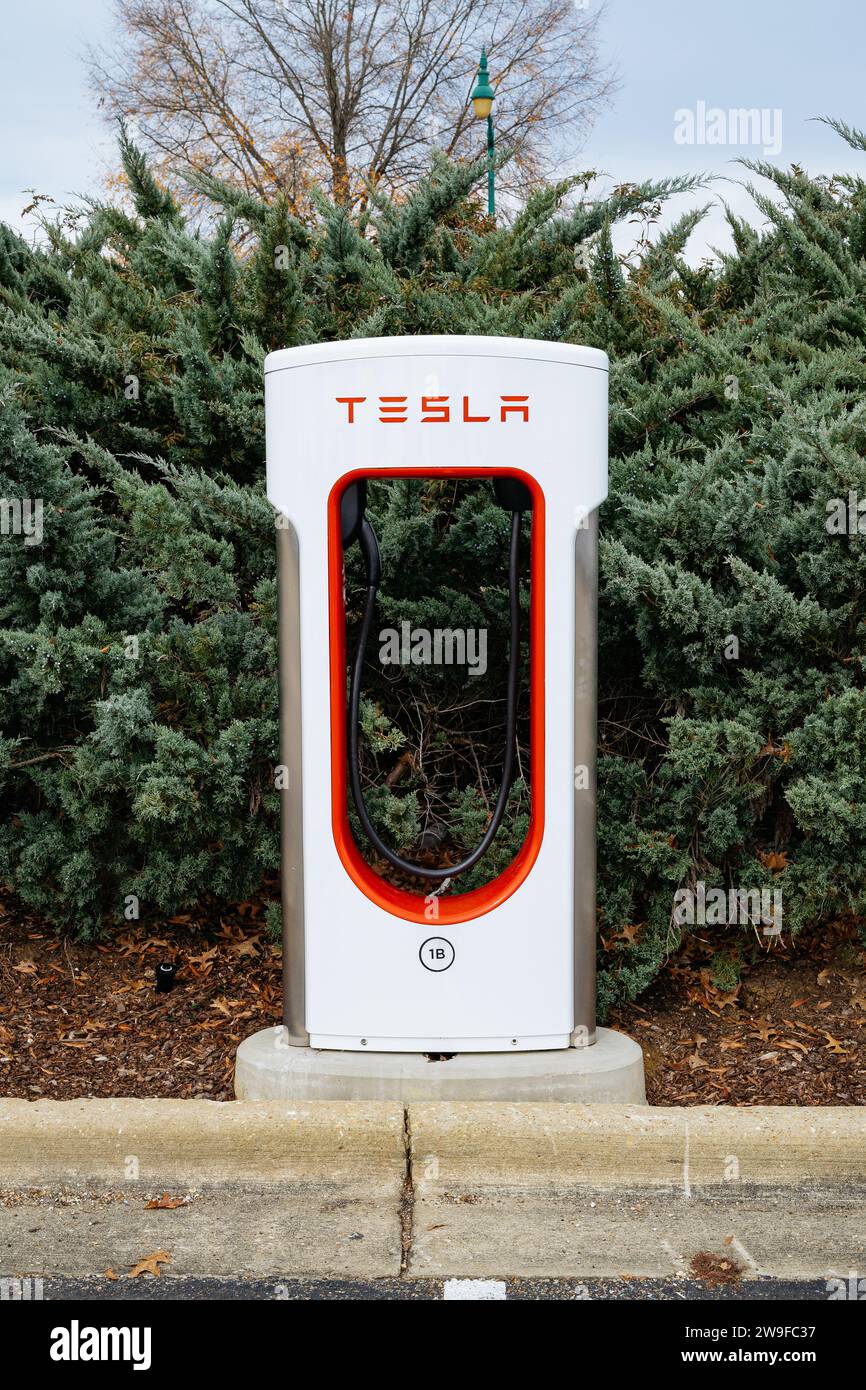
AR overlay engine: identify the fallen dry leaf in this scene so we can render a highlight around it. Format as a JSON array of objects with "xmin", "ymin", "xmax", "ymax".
[
  {"xmin": 229, "ymin": 939, "xmax": 260, "ymax": 958},
  {"xmin": 127, "ymin": 1250, "xmax": 171, "ymax": 1279},
  {"xmin": 750, "ymin": 1020, "xmax": 777, "ymax": 1043},
  {"xmin": 758, "ymin": 850, "xmax": 790, "ymax": 872},
  {"xmin": 614, "ymin": 924, "xmax": 642, "ymax": 945},
  {"xmin": 187, "ymin": 946, "xmax": 219, "ymax": 967},
  {"xmin": 145, "ymin": 1193, "xmax": 188, "ymax": 1211}
]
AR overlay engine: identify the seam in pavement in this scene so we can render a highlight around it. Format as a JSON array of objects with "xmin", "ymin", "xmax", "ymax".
[{"xmin": 399, "ymin": 1106, "xmax": 414, "ymax": 1274}]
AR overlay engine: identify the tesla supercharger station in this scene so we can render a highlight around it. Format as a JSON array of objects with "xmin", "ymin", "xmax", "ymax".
[{"xmin": 264, "ymin": 335, "xmax": 607, "ymax": 1056}]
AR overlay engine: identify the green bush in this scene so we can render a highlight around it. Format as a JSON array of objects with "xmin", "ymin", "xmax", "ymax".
[{"xmin": 2, "ymin": 123, "xmax": 866, "ymax": 1014}]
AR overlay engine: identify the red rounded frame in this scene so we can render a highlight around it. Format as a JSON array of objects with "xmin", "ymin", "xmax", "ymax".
[{"xmin": 328, "ymin": 467, "xmax": 545, "ymax": 924}]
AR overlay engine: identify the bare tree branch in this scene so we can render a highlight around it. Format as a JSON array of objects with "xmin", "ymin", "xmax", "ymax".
[{"xmin": 89, "ymin": 0, "xmax": 618, "ymax": 210}]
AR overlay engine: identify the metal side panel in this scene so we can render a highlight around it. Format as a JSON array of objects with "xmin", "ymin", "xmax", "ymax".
[
  {"xmin": 276, "ymin": 518, "xmax": 308, "ymax": 1045},
  {"xmin": 572, "ymin": 511, "xmax": 598, "ymax": 1046}
]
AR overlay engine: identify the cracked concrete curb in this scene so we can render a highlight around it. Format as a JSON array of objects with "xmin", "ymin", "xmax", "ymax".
[
  {"xmin": 0, "ymin": 1100, "xmax": 864, "ymax": 1190},
  {"xmin": 0, "ymin": 1098, "xmax": 406, "ymax": 1187},
  {"xmin": 410, "ymin": 1104, "xmax": 866, "ymax": 1188}
]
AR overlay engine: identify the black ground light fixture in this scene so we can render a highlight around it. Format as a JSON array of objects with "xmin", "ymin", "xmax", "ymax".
[{"xmin": 155, "ymin": 961, "xmax": 177, "ymax": 993}]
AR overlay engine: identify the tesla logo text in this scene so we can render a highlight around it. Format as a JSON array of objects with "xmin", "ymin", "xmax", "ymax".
[{"xmin": 335, "ymin": 395, "xmax": 529, "ymax": 424}]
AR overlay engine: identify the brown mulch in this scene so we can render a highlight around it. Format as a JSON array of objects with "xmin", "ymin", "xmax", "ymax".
[
  {"xmin": 612, "ymin": 918, "xmax": 866, "ymax": 1105},
  {"xmin": 688, "ymin": 1250, "xmax": 745, "ymax": 1285},
  {"xmin": 0, "ymin": 890, "xmax": 281, "ymax": 1100},
  {"xmin": 2, "ymin": 887, "xmax": 865, "ymax": 1104}
]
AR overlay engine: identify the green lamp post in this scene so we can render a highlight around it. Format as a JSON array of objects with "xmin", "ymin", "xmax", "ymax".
[{"xmin": 471, "ymin": 48, "xmax": 496, "ymax": 218}]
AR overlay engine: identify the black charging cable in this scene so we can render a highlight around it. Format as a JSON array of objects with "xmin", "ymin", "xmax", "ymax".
[{"xmin": 346, "ymin": 496, "xmax": 525, "ymax": 883}]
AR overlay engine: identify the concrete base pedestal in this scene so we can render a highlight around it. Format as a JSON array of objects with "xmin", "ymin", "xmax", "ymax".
[{"xmin": 234, "ymin": 1027, "xmax": 646, "ymax": 1104}]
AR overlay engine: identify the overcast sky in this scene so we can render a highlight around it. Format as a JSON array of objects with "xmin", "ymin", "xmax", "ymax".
[{"xmin": 1, "ymin": 0, "xmax": 864, "ymax": 261}]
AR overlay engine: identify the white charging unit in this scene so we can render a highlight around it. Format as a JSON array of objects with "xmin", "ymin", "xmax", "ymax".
[{"xmin": 265, "ymin": 335, "xmax": 608, "ymax": 1053}]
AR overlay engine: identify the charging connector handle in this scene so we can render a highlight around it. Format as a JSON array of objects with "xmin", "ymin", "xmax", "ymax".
[{"xmin": 347, "ymin": 509, "xmax": 524, "ymax": 882}]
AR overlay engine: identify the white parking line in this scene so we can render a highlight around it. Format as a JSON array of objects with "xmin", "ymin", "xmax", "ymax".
[{"xmin": 443, "ymin": 1279, "xmax": 507, "ymax": 1300}]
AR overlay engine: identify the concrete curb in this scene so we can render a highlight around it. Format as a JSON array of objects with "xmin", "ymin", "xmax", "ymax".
[
  {"xmin": 0, "ymin": 1098, "xmax": 405, "ymax": 1187},
  {"xmin": 409, "ymin": 1103, "xmax": 866, "ymax": 1188},
  {"xmin": 1, "ymin": 1099, "xmax": 864, "ymax": 1190}
]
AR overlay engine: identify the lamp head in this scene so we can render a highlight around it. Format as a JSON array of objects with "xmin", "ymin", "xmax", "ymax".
[{"xmin": 471, "ymin": 48, "xmax": 495, "ymax": 120}]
